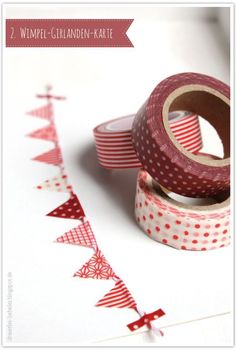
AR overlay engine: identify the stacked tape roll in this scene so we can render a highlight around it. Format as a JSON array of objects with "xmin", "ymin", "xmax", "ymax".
[
  {"xmin": 135, "ymin": 169, "xmax": 230, "ymax": 251},
  {"xmin": 94, "ymin": 115, "xmax": 141, "ymax": 169},
  {"xmin": 94, "ymin": 111, "xmax": 203, "ymax": 169},
  {"xmin": 132, "ymin": 72, "xmax": 230, "ymax": 197}
]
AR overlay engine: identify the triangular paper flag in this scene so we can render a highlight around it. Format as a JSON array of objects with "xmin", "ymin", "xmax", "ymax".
[
  {"xmin": 26, "ymin": 103, "xmax": 53, "ymax": 120},
  {"xmin": 36, "ymin": 173, "xmax": 72, "ymax": 192},
  {"xmin": 28, "ymin": 124, "xmax": 58, "ymax": 142},
  {"xmin": 56, "ymin": 220, "xmax": 97, "ymax": 248},
  {"xmin": 96, "ymin": 279, "xmax": 137, "ymax": 308},
  {"xmin": 47, "ymin": 192, "xmax": 85, "ymax": 220},
  {"xmin": 32, "ymin": 147, "xmax": 62, "ymax": 166},
  {"xmin": 74, "ymin": 249, "xmax": 116, "ymax": 279}
]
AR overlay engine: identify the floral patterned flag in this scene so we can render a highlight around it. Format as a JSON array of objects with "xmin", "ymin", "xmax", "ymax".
[{"xmin": 73, "ymin": 249, "xmax": 116, "ymax": 280}]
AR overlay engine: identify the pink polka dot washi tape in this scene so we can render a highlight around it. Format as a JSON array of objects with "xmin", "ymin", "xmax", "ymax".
[
  {"xmin": 132, "ymin": 72, "xmax": 230, "ymax": 198},
  {"xmin": 94, "ymin": 110, "xmax": 203, "ymax": 169},
  {"xmin": 135, "ymin": 170, "xmax": 230, "ymax": 251}
]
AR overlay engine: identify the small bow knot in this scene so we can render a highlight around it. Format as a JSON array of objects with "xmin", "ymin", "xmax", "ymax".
[
  {"xmin": 127, "ymin": 308, "xmax": 165, "ymax": 335},
  {"xmin": 36, "ymin": 85, "xmax": 66, "ymax": 100}
]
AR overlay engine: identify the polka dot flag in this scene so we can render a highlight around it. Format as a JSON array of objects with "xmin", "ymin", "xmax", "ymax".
[
  {"xmin": 36, "ymin": 173, "xmax": 72, "ymax": 193},
  {"xmin": 46, "ymin": 192, "xmax": 85, "ymax": 220}
]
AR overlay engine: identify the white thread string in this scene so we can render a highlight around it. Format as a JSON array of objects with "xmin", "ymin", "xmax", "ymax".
[
  {"xmin": 135, "ymin": 307, "xmax": 163, "ymax": 337},
  {"xmin": 93, "ymin": 311, "xmax": 231, "ymax": 344}
]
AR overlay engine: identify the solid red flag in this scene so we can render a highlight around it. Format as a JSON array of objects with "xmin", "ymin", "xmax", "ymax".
[{"xmin": 47, "ymin": 193, "xmax": 85, "ymax": 220}]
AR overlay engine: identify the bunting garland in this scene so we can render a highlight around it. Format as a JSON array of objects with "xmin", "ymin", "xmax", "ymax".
[{"xmin": 26, "ymin": 85, "xmax": 165, "ymax": 337}]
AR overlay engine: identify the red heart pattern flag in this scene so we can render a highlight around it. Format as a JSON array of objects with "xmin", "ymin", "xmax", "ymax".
[
  {"xmin": 74, "ymin": 249, "xmax": 116, "ymax": 279},
  {"xmin": 47, "ymin": 192, "xmax": 85, "ymax": 220},
  {"xmin": 27, "ymin": 124, "xmax": 58, "ymax": 142},
  {"xmin": 56, "ymin": 220, "xmax": 97, "ymax": 248},
  {"xmin": 32, "ymin": 147, "xmax": 63, "ymax": 166},
  {"xmin": 26, "ymin": 103, "xmax": 53, "ymax": 120},
  {"xmin": 96, "ymin": 279, "xmax": 137, "ymax": 309},
  {"xmin": 36, "ymin": 173, "xmax": 72, "ymax": 192}
]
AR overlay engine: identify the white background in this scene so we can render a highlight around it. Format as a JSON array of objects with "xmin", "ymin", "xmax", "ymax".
[{"xmin": 2, "ymin": 4, "xmax": 233, "ymax": 346}]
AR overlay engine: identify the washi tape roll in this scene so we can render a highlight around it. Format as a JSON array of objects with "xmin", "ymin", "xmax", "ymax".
[
  {"xmin": 94, "ymin": 115, "xmax": 142, "ymax": 169},
  {"xmin": 132, "ymin": 72, "xmax": 230, "ymax": 197},
  {"xmin": 94, "ymin": 111, "xmax": 203, "ymax": 169},
  {"xmin": 135, "ymin": 169, "xmax": 230, "ymax": 251}
]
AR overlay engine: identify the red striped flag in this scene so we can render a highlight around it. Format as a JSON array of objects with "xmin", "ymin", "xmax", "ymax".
[
  {"xmin": 26, "ymin": 103, "xmax": 53, "ymax": 120},
  {"xmin": 95, "ymin": 279, "xmax": 137, "ymax": 309},
  {"xmin": 27, "ymin": 123, "xmax": 58, "ymax": 143},
  {"xmin": 32, "ymin": 147, "xmax": 62, "ymax": 166}
]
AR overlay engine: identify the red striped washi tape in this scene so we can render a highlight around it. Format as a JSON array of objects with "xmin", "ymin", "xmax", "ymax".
[
  {"xmin": 132, "ymin": 72, "xmax": 230, "ymax": 197},
  {"xmin": 94, "ymin": 115, "xmax": 141, "ymax": 169},
  {"xmin": 135, "ymin": 169, "xmax": 230, "ymax": 251},
  {"xmin": 94, "ymin": 111, "xmax": 203, "ymax": 169}
]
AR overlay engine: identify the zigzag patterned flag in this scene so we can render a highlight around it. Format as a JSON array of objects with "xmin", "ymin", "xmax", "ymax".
[
  {"xmin": 27, "ymin": 124, "xmax": 58, "ymax": 143},
  {"xmin": 32, "ymin": 147, "xmax": 62, "ymax": 166},
  {"xmin": 26, "ymin": 103, "xmax": 53, "ymax": 120},
  {"xmin": 36, "ymin": 173, "xmax": 72, "ymax": 192},
  {"xmin": 96, "ymin": 279, "xmax": 137, "ymax": 308},
  {"xmin": 47, "ymin": 192, "xmax": 85, "ymax": 220},
  {"xmin": 56, "ymin": 220, "xmax": 97, "ymax": 248},
  {"xmin": 74, "ymin": 249, "xmax": 116, "ymax": 280}
]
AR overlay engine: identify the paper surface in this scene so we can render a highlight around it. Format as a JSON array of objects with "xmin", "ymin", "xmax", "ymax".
[{"xmin": 2, "ymin": 4, "xmax": 232, "ymax": 346}]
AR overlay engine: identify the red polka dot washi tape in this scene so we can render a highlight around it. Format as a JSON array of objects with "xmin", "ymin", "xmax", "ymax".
[
  {"xmin": 94, "ymin": 110, "xmax": 203, "ymax": 169},
  {"xmin": 132, "ymin": 72, "xmax": 230, "ymax": 197},
  {"xmin": 135, "ymin": 170, "xmax": 230, "ymax": 251}
]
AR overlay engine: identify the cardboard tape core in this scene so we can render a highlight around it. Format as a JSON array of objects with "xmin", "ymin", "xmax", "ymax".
[
  {"xmin": 163, "ymin": 85, "xmax": 230, "ymax": 166},
  {"xmin": 153, "ymin": 180, "xmax": 230, "ymax": 211}
]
